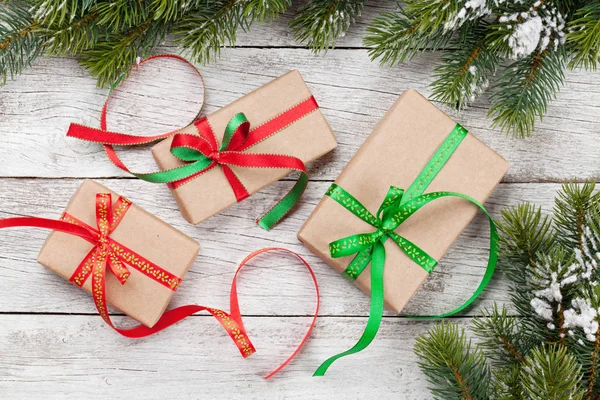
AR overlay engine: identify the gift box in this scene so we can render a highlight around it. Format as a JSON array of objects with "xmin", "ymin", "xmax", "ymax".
[
  {"xmin": 37, "ymin": 179, "xmax": 200, "ymax": 327},
  {"xmin": 151, "ymin": 70, "xmax": 337, "ymax": 225},
  {"xmin": 297, "ymin": 89, "xmax": 509, "ymax": 313}
]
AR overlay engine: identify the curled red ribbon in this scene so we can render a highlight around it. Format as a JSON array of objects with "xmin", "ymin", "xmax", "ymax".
[{"xmin": 0, "ymin": 194, "xmax": 320, "ymax": 378}]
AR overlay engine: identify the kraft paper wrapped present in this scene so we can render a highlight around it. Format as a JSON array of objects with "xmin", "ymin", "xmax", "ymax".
[
  {"xmin": 152, "ymin": 69, "xmax": 337, "ymax": 225},
  {"xmin": 297, "ymin": 89, "xmax": 510, "ymax": 313},
  {"xmin": 37, "ymin": 179, "xmax": 200, "ymax": 327}
]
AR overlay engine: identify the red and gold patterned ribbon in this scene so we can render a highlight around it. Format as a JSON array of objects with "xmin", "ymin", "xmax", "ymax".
[
  {"xmin": 66, "ymin": 54, "xmax": 317, "ymax": 230},
  {"xmin": 0, "ymin": 196, "xmax": 320, "ymax": 378},
  {"xmin": 64, "ymin": 194, "xmax": 180, "ymax": 289}
]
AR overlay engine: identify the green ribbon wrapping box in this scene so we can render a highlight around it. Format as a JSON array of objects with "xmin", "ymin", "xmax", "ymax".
[{"xmin": 297, "ymin": 89, "xmax": 510, "ymax": 375}]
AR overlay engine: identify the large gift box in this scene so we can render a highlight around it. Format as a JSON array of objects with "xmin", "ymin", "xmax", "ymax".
[
  {"xmin": 297, "ymin": 89, "xmax": 510, "ymax": 313},
  {"xmin": 37, "ymin": 180, "xmax": 200, "ymax": 327},
  {"xmin": 152, "ymin": 70, "xmax": 337, "ymax": 225}
]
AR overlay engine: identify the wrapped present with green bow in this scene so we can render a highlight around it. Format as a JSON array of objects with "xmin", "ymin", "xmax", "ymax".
[{"xmin": 297, "ymin": 89, "xmax": 509, "ymax": 375}]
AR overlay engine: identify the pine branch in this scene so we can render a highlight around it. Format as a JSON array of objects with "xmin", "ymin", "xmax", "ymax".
[
  {"xmin": 521, "ymin": 345, "xmax": 586, "ymax": 400},
  {"xmin": 244, "ymin": 0, "xmax": 290, "ymax": 23},
  {"xmin": 490, "ymin": 364, "xmax": 524, "ymax": 399},
  {"xmin": 471, "ymin": 305, "xmax": 530, "ymax": 368},
  {"xmin": 418, "ymin": 183, "xmax": 600, "ymax": 399},
  {"xmin": 414, "ymin": 321, "xmax": 491, "ymax": 400},
  {"xmin": 151, "ymin": 0, "xmax": 190, "ymax": 21},
  {"xmin": 554, "ymin": 182, "xmax": 599, "ymax": 253},
  {"xmin": 94, "ymin": 0, "xmax": 148, "ymax": 32},
  {"xmin": 79, "ymin": 16, "xmax": 167, "ymax": 87},
  {"xmin": 488, "ymin": 46, "xmax": 567, "ymax": 138},
  {"xmin": 497, "ymin": 203, "xmax": 554, "ymax": 294},
  {"xmin": 364, "ymin": 8, "xmax": 452, "ymax": 67},
  {"xmin": 172, "ymin": 0, "xmax": 247, "ymax": 65},
  {"xmin": 31, "ymin": 0, "xmax": 95, "ymax": 27},
  {"xmin": 568, "ymin": 2, "xmax": 600, "ymax": 71},
  {"xmin": 0, "ymin": 1, "xmax": 44, "ymax": 83},
  {"xmin": 583, "ymin": 332, "xmax": 600, "ymax": 400},
  {"xmin": 291, "ymin": 0, "xmax": 365, "ymax": 52},
  {"xmin": 485, "ymin": 0, "xmax": 557, "ymax": 60},
  {"xmin": 529, "ymin": 249, "xmax": 578, "ymax": 345},
  {"xmin": 430, "ymin": 19, "xmax": 499, "ymax": 110},
  {"xmin": 41, "ymin": 9, "xmax": 99, "ymax": 55}
]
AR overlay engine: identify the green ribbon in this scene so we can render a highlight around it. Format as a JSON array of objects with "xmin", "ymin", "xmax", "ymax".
[
  {"xmin": 314, "ymin": 124, "xmax": 499, "ymax": 376},
  {"xmin": 127, "ymin": 113, "xmax": 251, "ymax": 184}
]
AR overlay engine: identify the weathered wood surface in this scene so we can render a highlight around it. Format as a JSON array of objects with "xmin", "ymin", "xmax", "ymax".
[
  {"xmin": 0, "ymin": 315, "xmax": 463, "ymax": 399},
  {"xmin": 1, "ymin": 0, "xmax": 599, "ymax": 398}
]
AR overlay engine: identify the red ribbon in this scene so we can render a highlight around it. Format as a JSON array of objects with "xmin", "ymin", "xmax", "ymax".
[
  {"xmin": 65, "ymin": 54, "xmax": 317, "ymax": 229},
  {"xmin": 67, "ymin": 96, "xmax": 317, "ymax": 196},
  {"xmin": 0, "ymin": 194, "xmax": 320, "ymax": 378},
  {"xmin": 165, "ymin": 97, "xmax": 316, "ymax": 195}
]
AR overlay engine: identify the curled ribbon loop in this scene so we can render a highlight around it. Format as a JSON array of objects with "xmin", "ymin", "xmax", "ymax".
[
  {"xmin": 314, "ymin": 124, "xmax": 500, "ymax": 376},
  {"xmin": 0, "ymin": 198, "xmax": 320, "ymax": 379},
  {"xmin": 66, "ymin": 54, "xmax": 317, "ymax": 230}
]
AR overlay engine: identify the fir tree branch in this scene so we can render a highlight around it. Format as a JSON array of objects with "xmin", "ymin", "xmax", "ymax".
[
  {"xmin": 521, "ymin": 345, "xmax": 586, "ymax": 400},
  {"xmin": 31, "ymin": 0, "xmax": 96, "ymax": 27},
  {"xmin": 151, "ymin": 0, "xmax": 189, "ymax": 21},
  {"xmin": 364, "ymin": 9, "xmax": 452, "ymax": 67},
  {"xmin": 554, "ymin": 182, "xmax": 599, "ymax": 253},
  {"xmin": 430, "ymin": 19, "xmax": 499, "ymax": 110},
  {"xmin": 471, "ymin": 305, "xmax": 529, "ymax": 368},
  {"xmin": 414, "ymin": 321, "xmax": 491, "ymax": 400},
  {"xmin": 79, "ymin": 16, "xmax": 166, "ymax": 87},
  {"xmin": 0, "ymin": 1, "xmax": 44, "ymax": 83},
  {"xmin": 94, "ymin": 0, "xmax": 148, "ymax": 32},
  {"xmin": 41, "ymin": 10, "xmax": 99, "ymax": 55},
  {"xmin": 291, "ymin": 0, "xmax": 365, "ymax": 52},
  {"xmin": 489, "ymin": 46, "xmax": 567, "ymax": 138},
  {"xmin": 568, "ymin": 2, "xmax": 600, "ymax": 71},
  {"xmin": 244, "ymin": 0, "xmax": 290, "ymax": 23},
  {"xmin": 172, "ymin": 0, "xmax": 246, "ymax": 65},
  {"xmin": 497, "ymin": 203, "xmax": 554, "ymax": 290},
  {"xmin": 419, "ymin": 183, "xmax": 600, "ymax": 399},
  {"xmin": 402, "ymin": 0, "xmax": 490, "ymax": 34},
  {"xmin": 586, "ymin": 333, "xmax": 600, "ymax": 400}
]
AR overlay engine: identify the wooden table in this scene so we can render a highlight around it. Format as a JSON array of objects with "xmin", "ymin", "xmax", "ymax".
[{"xmin": 1, "ymin": 2, "xmax": 599, "ymax": 398}]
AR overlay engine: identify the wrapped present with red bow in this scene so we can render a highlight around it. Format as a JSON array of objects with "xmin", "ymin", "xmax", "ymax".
[
  {"xmin": 0, "ymin": 179, "xmax": 320, "ymax": 378},
  {"xmin": 66, "ymin": 55, "xmax": 337, "ymax": 230},
  {"xmin": 36, "ymin": 179, "xmax": 200, "ymax": 328}
]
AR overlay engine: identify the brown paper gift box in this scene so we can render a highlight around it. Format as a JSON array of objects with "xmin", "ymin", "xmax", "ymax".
[
  {"xmin": 37, "ymin": 180, "xmax": 200, "ymax": 327},
  {"xmin": 152, "ymin": 70, "xmax": 337, "ymax": 225},
  {"xmin": 297, "ymin": 89, "xmax": 510, "ymax": 313}
]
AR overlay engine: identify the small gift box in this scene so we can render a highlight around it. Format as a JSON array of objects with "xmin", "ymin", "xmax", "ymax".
[
  {"xmin": 37, "ymin": 180, "xmax": 200, "ymax": 328},
  {"xmin": 298, "ymin": 89, "xmax": 510, "ymax": 314},
  {"xmin": 151, "ymin": 70, "xmax": 337, "ymax": 225}
]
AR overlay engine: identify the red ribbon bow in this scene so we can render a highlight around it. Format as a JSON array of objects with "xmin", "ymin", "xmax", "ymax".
[
  {"xmin": 166, "ymin": 99, "xmax": 317, "ymax": 196},
  {"xmin": 61, "ymin": 194, "xmax": 184, "ymax": 328}
]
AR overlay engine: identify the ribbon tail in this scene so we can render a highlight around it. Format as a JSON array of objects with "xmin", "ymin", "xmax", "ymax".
[
  {"xmin": 342, "ymin": 247, "xmax": 373, "ymax": 281},
  {"xmin": 229, "ymin": 247, "xmax": 320, "ymax": 379},
  {"xmin": 407, "ymin": 194, "xmax": 499, "ymax": 319},
  {"xmin": 314, "ymin": 241, "xmax": 386, "ymax": 376},
  {"xmin": 110, "ymin": 304, "xmax": 256, "ymax": 362},
  {"xmin": 222, "ymin": 165, "xmax": 250, "ymax": 201},
  {"xmin": 91, "ymin": 250, "xmax": 113, "ymax": 326},
  {"xmin": 257, "ymin": 172, "xmax": 308, "ymax": 231}
]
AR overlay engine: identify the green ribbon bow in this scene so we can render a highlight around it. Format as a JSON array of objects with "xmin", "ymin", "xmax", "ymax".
[{"xmin": 314, "ymin": 124, "xmax": 499, "ymax": 376}]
